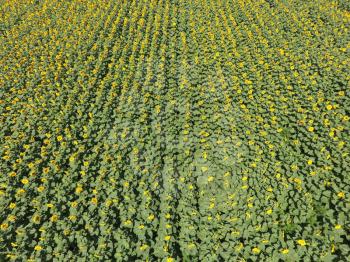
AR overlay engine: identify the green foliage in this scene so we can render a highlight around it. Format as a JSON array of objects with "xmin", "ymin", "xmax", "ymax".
[{"xmin": 0, "ymin": 0, "xmax": 349, "ymax": 261}]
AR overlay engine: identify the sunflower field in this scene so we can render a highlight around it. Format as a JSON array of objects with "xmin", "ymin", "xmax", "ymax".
[{"xmin": 0, "ymin": 0, "xmax": 349, "ymax": 261}]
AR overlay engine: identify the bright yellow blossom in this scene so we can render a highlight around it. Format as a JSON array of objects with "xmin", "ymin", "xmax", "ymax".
[
  {"xmin": 308, "ymin": 126, "xmax": 314, "ymax": 132},
  {"xmin": 252, "ymin": 247, "xmax": 261, "ymax": 254},
  {"xmin": 164, "ymin": 235, "xmax": 171, "ymax": 241},
  {"xmin": 34, "ymin": 245, "xmax": 43, "ymax": 251},
  {"xmin": 337, "ymin": 192, "xmax": 345, "ymax": 199},
  {"xmin": 21, "ymin": 178, "xmax": 29, "ymax": 185},
  {"xmin": 335, "ymin": 224, "xmax": 342, "ymax": 230},
  {"xmin": 297, "ymin": 239, "xmax": 307, "ymax": 246}
]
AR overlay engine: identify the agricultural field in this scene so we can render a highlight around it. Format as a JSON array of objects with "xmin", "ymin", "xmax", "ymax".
[{"xmin": 0, "ymin": 0, "xmax": 350, "ymax": 261}]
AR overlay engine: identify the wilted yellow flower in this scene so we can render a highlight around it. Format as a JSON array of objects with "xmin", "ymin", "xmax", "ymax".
[
  {"xmin": 294, "ymin": 178, "xmax": 302, "ymax": 184},
  {"xmin": 291, "ymin": 165, "xmax": 298, "ymax": 171},
  {"xmin": 207, "ymin": 176, "xmax": 214, "ymax": 182},
  {"xmin": 16, "ymin": 189, "xmax": 25, "ymax": 195},
  {"xmin": 75, "ymin": 186, "xmax": 83, "ymax": 194},
  {"xmin": 6, "ymin": 254, "xmax": 16, "ymax": 260},
  {"xmin": 267, "ymin": 187, "xmax": 273, "ymax": 192},
  {"xmin": 50, "ymin": 214, "xmax": 58, "ymax": 222},
  {"xmin": 281, "ymin": 248, "xmax": 289, "ymax": 254},
  {"xmin": 105, "ymin": 200, "xmax": 112, "ymax": 207},
  {"xmin": 201, "ymin": 166, "xmax": 208, "ymax": 172},
  {"xmin": 1, "ymin": 223, "xmax": 9, "ymax": 231},
  {"xmin": 202, "ymin": 151, "xmax": 207, "ymax": 159},
  {"xmin": 155, "ymin": 105, "xmax": 161, "ymax": 114},
  {"xmin": 69, "ymin": 215, "xmax": 77, "ymax": 221},
  {"xmin": 187, "ymin": 243, "xmax": 196, "ymax": 249},
  {"xmin": 124, "ymin": 220, "xmax": 132, "ymax": 226},
  {"xmin": 140, "ymin": 244, "xmax": 149, "ymax": 251},
  {"xmin": 8, "ymin": 215, "xmax": 16, "ymax": 222},
  {"xmin": 310, "ymin": 171, "xmax": 317, "ymax": 176},
  {"xmin": 32, "ymin": 215, "xmax": 41, "ymax": 224}
]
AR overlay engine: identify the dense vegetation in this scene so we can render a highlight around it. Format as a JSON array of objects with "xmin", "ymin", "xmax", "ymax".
[{"xmin": 0, "ymin": 0, "xmax": 349, "ymax": 261}]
